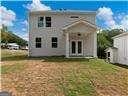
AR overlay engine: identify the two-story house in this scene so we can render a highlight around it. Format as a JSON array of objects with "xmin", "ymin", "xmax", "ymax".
[{"xmin": 28, "ymin": 10, "xmax": 97, "ymax": 58}]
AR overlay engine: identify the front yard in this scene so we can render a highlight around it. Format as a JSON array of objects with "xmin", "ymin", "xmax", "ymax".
[{"xmin": 1, "ymin": 49, "xmax": 128, "ymax": 96}]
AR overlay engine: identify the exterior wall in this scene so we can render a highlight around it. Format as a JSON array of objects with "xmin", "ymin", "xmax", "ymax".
[
  {"xmin": 93, "ymin": 31, "xmax": 97, "ymax": 57},
  {"xmin": 113, "ymin": 49, "xmax": 118, "ymax": 63},
  {"xmin": 106, "ymin": 48, "xmax": 114, "ymax": 63},
  {"xmin": 68, "ymin": 32, "xmax": 95, "ymax": 57},
  {"xmin": 67, "ymin": 23, "xmax": 96, "ymax": 57},
  {"xmin": 29, "ymin": 11, "xmax": 96, "ymax": 57},
  {"xmin": 114, "ymin": 34, "xmax": 128, "ymax": 65},
  {"xmin": 106, "ymin": 48, "xmax": 118, "ymax": 63}
]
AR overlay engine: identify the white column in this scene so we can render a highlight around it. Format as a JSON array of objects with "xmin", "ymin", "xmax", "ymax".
[
  {"xmin": 93, "ymin": 31, "xmax": 97, "ymax": 58},
  {"xmin": 66, "ymin": 32, "xmax": 69, "ymax": 58}
]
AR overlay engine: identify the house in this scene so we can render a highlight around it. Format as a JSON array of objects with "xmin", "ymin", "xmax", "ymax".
[
  {"xmin": 1, "ymin": 43, "xmax": 6, "ymax": 48},
  {"xmin": 7, "ymin": 43, "xmax": 19, "ymax": 50},
  {"xmin": 1, "ymin": 43, "xmax": 19, "ymax": 50},
  {"xmin": 21, "ymin": 46, "xmax": 28, "ymax": 50},
  {"xmin": 28, "ymin": 10, "xmax": 97, "ymax": 58},
  {"xmin": 106, "ymin": 32, "xmax": 128, "ymax": 65}
]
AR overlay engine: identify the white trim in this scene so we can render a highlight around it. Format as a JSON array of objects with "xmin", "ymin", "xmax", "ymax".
[
  {"xmin": 70, "ymin": 40, "xmax": 83, "ymax": 56},
  {"xmin": 77, "ymin": 40, "xmax": 83, "ymax": 56},
  {"xmin": 93, "ymin": 32, "xmax": 97, "ymax": 57},
  {"xmin": 38, "ymin": 16, "xmax": 52, "ymax": 28},
  {"xmin": 66, "ymin": 56, "xmax": 94, "ymax": 59},
  {"xmin": 70, "ymin": 40, "xmax": 76, "ymax": 56},
  {"xmin": 66, "ymin": 32, "xmax": 69, "ymax": 58},
  {"xmin": 62, "ymin": 20, "xmax": 97, "ymax": 30},
  {"xmin": 30, "ymin": 10, "xmax": 96, "ymax": 15},
  {"xmin": 112, "ymin": 32, "xmax": 128, "ymax": 39},
  {"xmin": 44, "ymin": 16, "xmax": 46, "ymax": 27}
]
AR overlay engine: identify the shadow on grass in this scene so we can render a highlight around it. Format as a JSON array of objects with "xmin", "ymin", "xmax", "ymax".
[
  {"xmin": 2, "ymin": 55, "xmax": 89, "ymax": 62},
  {"xmin": 36, "ymin": 56, "xmax": 89, "ymax": 62},
  {"xmin": 1, "ymin": 55, "xmax": 29, "ymax": 61},
  {"xmin": 113, "ymin": 63, "xmax": 128, "ymax": 69}
]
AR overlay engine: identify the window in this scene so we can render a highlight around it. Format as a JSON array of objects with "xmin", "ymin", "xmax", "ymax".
[
  {"xmin": 38, "ymin": 16, "xmax": 51, "ymax": 27},
  {"xmin": 35, "ymin": 37, "xmax": 41, "ymax": 48},
  {"xmin": 45, "ymin": 17, "xmax": 51, "ymax": 27},
  {"xmin": 108, "ymin": 52, "xmax": 110, "ymax": 57},
  {"xmin": 51, "ymin": 37, "xmax": 58, "ymax": 48},
  {"xmin": 38, "ymin": 17, "xmax": 44, "ymax": 27}
]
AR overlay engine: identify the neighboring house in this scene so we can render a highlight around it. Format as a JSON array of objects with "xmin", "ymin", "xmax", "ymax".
[
  {"xmin": 21, "ymin": 46, "xmax": 28, "ymax": 50},
  {"xmin": 1, "ymin": 43, "xmax": 6, "ymax": 48},
  {"xmin": 7, "ymin": 43, "xmax": 19, "ymax": 50},
  {"xmin": 106, "ymin": 32, "xmax": 128, "ymax": 65},
  {"xmin": 29, "ymin": 10, "xmax": 97, "ymax": 58}
]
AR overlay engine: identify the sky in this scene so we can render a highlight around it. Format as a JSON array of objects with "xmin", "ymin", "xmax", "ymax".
[{"xmin": 1, "ymin": 0, "xmax": 128, "ymax": 40}]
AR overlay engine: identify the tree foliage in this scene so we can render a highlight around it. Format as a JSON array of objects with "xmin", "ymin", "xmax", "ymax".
[
  {"xmin": 97, "ymin": 29, "xmax": 123, "ymax": 58},
  {"xmin": 1, "ymin": 25, "xmax": 27, "ymax": 46}
]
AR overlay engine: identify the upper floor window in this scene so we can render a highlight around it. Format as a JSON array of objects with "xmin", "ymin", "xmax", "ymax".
[
  {"xmin": 38, "ymin": 16, "xmax": 51, "ymax": 27},
  {"xmin": 38, "ymin": 17, "xmax": 44, "ymax": 27},
  {"xmin": 51, "ymin": 37, "xmax": 58, "ymax": 48},
  {"xmin": 35, "ymin": 37, "xmax": 41, "ymax": 48},
  {"xmin": 45, "ymin": 17, "xmax": 51, "ymax": 27}
]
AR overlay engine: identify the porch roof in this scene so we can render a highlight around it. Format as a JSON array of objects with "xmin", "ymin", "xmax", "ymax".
[
  {"xmin": 105, "ymin": 47, "xmax": 118, "ymax": 52},
  {"xmin": 62, "ymin": 19, "xmax": 97, "ymax": 31}
]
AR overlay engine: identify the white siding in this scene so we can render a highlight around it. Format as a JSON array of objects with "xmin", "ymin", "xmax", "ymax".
[
  {"xmin": 106, "ymin": 48, "xmax": 118, "ymax": 63},
  {"xmin": 29, "ymin": 11, "xmax": 96, "ymax": 57},
  {"xmin": 114, "ymin": 34, "xmax": 128, "ymax": 65}
]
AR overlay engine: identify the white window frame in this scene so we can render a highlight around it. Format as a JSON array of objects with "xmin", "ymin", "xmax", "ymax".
[
  {"xmin": 51, "ymin": 37, "xmax": 58, "ymax": 48},
  {"xmin": 38, "ymin": 17, "xmax": 44, "ymax": 27},
  {"xmin": 70, "ymin": 40, "xmax": 83, "ymax": 56},
  {"xmin": 45, "ymin": 17, "xmax": 51, "ymax": 27},
  {"xmin": 35, "ymin": 37, "xmax": 42, "ymax": 48},
  {"xmin": 38, "ymin": 16, "xmax": 51, "ymax": 28}
]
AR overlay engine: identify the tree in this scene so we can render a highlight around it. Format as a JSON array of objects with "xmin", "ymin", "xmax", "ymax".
[
  {"xmin": 97, "ymin": 29, "xmax": 123, "ymax": 58},
  {"xmin": 1, "ymin": 25, "xmax": 27, "ymax": 47}
]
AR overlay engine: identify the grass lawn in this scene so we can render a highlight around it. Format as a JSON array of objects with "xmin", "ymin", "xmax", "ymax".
[{"xmin": 1, "ymin": 49, "xmax": 128, "ymax": 96}]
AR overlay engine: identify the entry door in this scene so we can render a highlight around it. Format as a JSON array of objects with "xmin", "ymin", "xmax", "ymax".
[{"xmin": 71, "ymin": 40, "xmax": 83, "ymax": 56}]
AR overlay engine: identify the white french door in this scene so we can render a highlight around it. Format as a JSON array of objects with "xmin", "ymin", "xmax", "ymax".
[{"xmin": 71, "ymin": 40, "xmax": 83, "ymax": 56}]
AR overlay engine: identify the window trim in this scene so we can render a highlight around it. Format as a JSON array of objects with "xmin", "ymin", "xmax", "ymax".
[
  {"xmin": 38, "ymin": 16, "xmax": 51, "ymax": 28},
  {"xmin": 51, "ymin": 37, "xmax": 58, "ymax": 48},
  {"xmin": 38, "ymin": 17, "xmax": 44, "ymax": 27},
  {"xmin": 45, "ymin": 16, "xmax": 51, "ymax": 27},
  {"xmin": 35, "ymin": 37, "xmax": 42, "ymax": 48}
]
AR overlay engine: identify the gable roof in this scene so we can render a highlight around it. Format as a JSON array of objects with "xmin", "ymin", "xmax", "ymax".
[
  {"xmin": 62, "ymin": 19, "xmax": 97, "ymax": 30},
  {"xmin": 112, "ymin": 32, "xmax": 128, "ymax": 39}
]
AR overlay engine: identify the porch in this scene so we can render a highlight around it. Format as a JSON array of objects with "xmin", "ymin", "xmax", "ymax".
[{"xmin": 62, "ymin": 19, "xmax": 97, "ymax": 58}]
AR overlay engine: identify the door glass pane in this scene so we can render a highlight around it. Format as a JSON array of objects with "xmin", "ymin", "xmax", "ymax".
[
  {"xmin": 72, "ymin": 41, "xmax": 76, "ymax": 54},
  {"xmin": 78, "ymin": 41, "xmax": 82, "ymax": 54}
]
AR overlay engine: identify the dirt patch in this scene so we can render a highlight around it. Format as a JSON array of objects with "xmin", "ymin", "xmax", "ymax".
[
  {"xmin": 1, "ymin": 55, "xmax": 128, "ymax": 96},
  {"xmin": 89, "ymin": 68, "xmax": 128, "ymax": 96},
  {"xmin": 2, "ymin": 60, "xmax": 68, "ymax": 96}
]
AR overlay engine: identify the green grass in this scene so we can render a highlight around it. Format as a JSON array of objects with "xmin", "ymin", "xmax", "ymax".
[
  {"xmin": 56, "ymin": 59, "xmax": 126, "ymax": 96},
  {"xmin": 1, "ymin": 49, "xmax": 128, "ymax": 96},
  {"xmin": 1, "ymin": 63, "xmax": 25, "ymax": 74},
  {"xmin": 1, "ymin": 49, "xmax": 27, "ymax": 74},
  {"xmin": 1, "ymin": 49, "xmax": 28, "ymax": 61},
  {"xmin": 59, "ymin": 71, "xmax": 96, "ymax": 96},
  {"xmin": 56, "ymin": 60, "xmax": 110, "ymax": 96}
]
